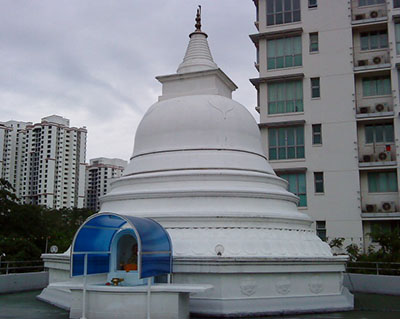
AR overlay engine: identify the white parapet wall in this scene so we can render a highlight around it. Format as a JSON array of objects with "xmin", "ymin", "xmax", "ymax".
[
  {"xmin": 0, "ymin": 272, "xmax": 49, "ymax": 294},
  {"xmin": 344, "ymin": 273, "xmax": 400, "ymax": 295}
]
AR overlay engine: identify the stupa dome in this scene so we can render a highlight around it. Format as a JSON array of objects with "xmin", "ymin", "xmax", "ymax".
[{"xmin": 124, "ymin": 94, "xmax": 275, "ymax": 176}]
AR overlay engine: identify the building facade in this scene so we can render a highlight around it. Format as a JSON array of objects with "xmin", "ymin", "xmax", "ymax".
[
  {"xmin": 0, "ymin": 115, "xmax": 87, "ymax": 209},
  {"xmin": 85, "ymin": 157, "xmax": 127, "ymax": 212},
  {"xmin": 250, "ymin": 0, "xmax": 400, "ymax": 250}
]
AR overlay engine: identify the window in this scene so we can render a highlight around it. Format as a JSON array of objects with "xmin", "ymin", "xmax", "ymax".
[
  {"xmin": 395, "ymin": 0, "xmax": 400, "ymax": 8},
  {"xmin": 365, "ymin": 124, "xmax": 394, "ymax": 144},
  {"xmin": 368, "ymin": 171, "xmax": 398, "ymax": 192},
  {"xmin": 395, "ymin": 24, "xmax": 400, "ymax": 54},
  {"xmin": 362, "ymin": 76, "xmax": 391, "ymax": 96},
  {"xmin": 268, "ymin": 80, "xmax": 303, "ymax": 114},
  {"xmin": 359, "ymin": 0, "xmax": 385, "ymax": 6},
  {"xmin": 311, "ymin": 77, "xmax": 320, "ymax": 98},
  {"xmin": 308, "ymin": 0, "xmax": 317, "ymax": 8},
  {"xmin": 312, "ymin": 124, "xmax": 322, "ymax": 145},
  {"xmin": 267, "ymin": 0, "xmax": 301, "ymax": 26},
  {"xmin": 309, "ymin": 33, "xmax": 319, "ymax": 52},
  {"xmin": 360, "ymin": 30, "xmax": 388, "ymax": 51},
  {"xmin": 316, "ymin": 221, "xmax": 326, "ymax": 241},
  {"xmin": 267, "ymin": 36, "xmax": 302, "ymax": 69},
  {"xmin": 279, "ymin": 173, "xmax": 307, "ymax": 206},
  {"xmin": 314, "ymin": 172, "xmax": 324, "ymax": 193},
  {"xmin": 268, "ymin": 126, "xmax": 305, "ymax": 160}
]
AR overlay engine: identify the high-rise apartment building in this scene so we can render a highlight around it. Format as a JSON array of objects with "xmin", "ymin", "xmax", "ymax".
[
  {"xmin": 85, "ymin": 157, "xmax": 127, "ymax": 212},
  {"xmin": 250, "ymin": 0, "xmax": 400, "ymax": 250},
  {"xmin": 0, "ymin": 115, "xmax": 87, "ymax": 209},
  {"xmin": 0, "ymin": 120, "xmax": 32, "ymax": 197}
]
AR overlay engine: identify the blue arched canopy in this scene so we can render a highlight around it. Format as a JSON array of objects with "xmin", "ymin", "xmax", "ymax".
[{"xmin": 71, "ymin": 213, "xmax": 173, "ymax": 279}]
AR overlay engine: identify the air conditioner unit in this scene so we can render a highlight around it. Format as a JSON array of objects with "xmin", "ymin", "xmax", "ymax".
[
  {"xmin": 359, "ymin": 106, "xmax": 371, "ymax": 113},
  {"xmin": 366, "ymin": 204, "xmax": 377, "ymax": 212},
  {"xmin": 381, "ymin": 201, "xmax": 396, "ymax": 213},
  {"xmin": 370, "ymin": 10, "xmax": 379, "ymax": 19},
  {"xmin": 372, "ymin": 55, "xmax": 385, "ymax": 65},
  {"xmin": 376, "ymin": 151, "xmax": 392, "ymax": 161},
  {"xmin": 363, "ymin": 154, "xmax": 373, "ymax": 162},
  {"xmin": 355, "ymin": 14, "xmax": 366, "ymax": 20},
  {"xmin": 358, "ymin": 59, "xmax": 368, "ymax": 67},
  {"xmin": 375, "ymin": 103, "xmax": 387, "ymax": 112}
]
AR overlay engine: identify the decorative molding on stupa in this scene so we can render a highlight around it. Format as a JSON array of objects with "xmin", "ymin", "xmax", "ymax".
[{"xmin": 167, "ymin": 227, "xmax": 333, "ymax": 258}]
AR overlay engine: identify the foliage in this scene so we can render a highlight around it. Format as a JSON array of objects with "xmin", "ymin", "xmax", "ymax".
[
  {"xmin": 346, "ymin": 228, "xmax": 400, "ymax": 264},
  {"xmin": 367, "ymin": 228, "xmax": 400, "ymax": 262},
  {"xmin": 329, "ymin": 237, "xmax": 345, "ymax": 249},
  {"xmin": 0, "ymin": 183, "xmax": 94, "ymax": 261},
  {"xmin": 328, "ymin": 237, "xmax": 345, "ymax": 256},
  {"xmin": 0, "ymin": 178, "xmax": 18, "ymax": 213},
  {"xmin": 345, "ymin": 243, "xmax": 360, "ymax": 261}
]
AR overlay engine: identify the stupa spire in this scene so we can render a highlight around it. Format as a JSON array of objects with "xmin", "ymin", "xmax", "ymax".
[
  {"xmin": 176, "ymin": 6, "xmax": 218, "ymax": 74},
  {"xmin": 195, "ymin": 5, "xmax": 202, "ymax": 31}
]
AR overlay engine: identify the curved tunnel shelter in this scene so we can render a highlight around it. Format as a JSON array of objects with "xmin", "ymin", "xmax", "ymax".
[{"xmin": 71, "ymin": 212, "xmax": 173, "ymax": 279}]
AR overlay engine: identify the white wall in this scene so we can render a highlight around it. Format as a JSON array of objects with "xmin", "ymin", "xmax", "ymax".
[{"xmin": 0, "ymin": 272, "xmax": 48, "ymax": 293}]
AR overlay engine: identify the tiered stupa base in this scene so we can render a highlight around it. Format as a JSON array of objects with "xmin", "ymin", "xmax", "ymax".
[{"xmin": 173, "ymin": 257, "xmax": 352, "ymax": 317}]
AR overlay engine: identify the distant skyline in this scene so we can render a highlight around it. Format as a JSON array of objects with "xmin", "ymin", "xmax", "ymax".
[{"xmin": 0, "ymin": 1, "xmax": 258, "ymax": 161}]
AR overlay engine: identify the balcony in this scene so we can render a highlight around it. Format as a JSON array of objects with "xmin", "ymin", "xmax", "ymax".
[
  {"xmin": 359, "ymin": 147, "xmax": 396, "ymax": 168},
  {"xmin": 356, "ymin": 102, "xmax": 394, "ymax": 120},
  {"xmin": 361, "ymin": 200, "xmax": 400, "ymax": 219},
  {"xmin": 351, "ymin": 1, "xmax": 387, "ymax": 26},
  {"xmin": 353, "ymin": 51, "xmax": 390, "ymax": 73}
]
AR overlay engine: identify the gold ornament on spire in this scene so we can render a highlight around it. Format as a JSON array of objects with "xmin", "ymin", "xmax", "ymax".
[{"xmin": 195, "ymin": 5, "xmax": 202, "ymax": 31}]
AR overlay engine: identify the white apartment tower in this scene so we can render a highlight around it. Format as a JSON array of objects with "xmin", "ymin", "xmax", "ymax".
[
  {"xmin": 0, "ymin": 115, "xmax": 87, "ymax": 209},
  {"xmin": 0, "ymin": 120, "xmax": 32, "ymax": 197},
  {"xmin": 250, "ymin": 0, "xmax": 400, "ymax": 250},
  {"xmin": 85, "ymin": 157, "xmax": 127, "ymax": 212}
]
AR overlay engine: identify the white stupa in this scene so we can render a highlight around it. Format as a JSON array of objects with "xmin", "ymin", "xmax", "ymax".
[{"xmin": 100, "ymin": 9, "xmax": 353, "ymax": 316}]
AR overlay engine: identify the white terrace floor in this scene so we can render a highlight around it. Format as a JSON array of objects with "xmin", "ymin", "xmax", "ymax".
[{"xmin": 1, "ymin": 290, "xmax": 400, "ymax": 319}]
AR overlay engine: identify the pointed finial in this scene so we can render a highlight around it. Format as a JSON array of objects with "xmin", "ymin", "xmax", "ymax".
[{"xmin": 195, "ymin": 5, "xmax": 202, "ymax": 31}]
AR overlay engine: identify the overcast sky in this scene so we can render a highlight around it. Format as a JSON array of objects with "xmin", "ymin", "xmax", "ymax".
[{"xmin": 0, "ymin": 1, "xmax": 259, "ymax": 162}]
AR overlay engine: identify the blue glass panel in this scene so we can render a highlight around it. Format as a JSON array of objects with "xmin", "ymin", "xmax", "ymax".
[
  {"xmin": 72, "ymin": 254, "xmax": 84, "ymax": 276},
  {"xmin": 141, "ymin": 253, "xmax": 172, "ymax": 278},
  {"xmin": 87, "ymin": 253, "xmax": 110, "ymax": 275},
  {"xmin": 74, "ymin": 227, "xmax": 117, "ymax": 252},
  {"xmin": 85, "ymin": 214, "xmax": 126, "ymax": 228},
  {"xmin": 72, "ymin": 253, "xmax": 110, "ymax": 276},
  {"xmin": 125, "ymin": 217, "xmax": 172, "ymax": 252}
]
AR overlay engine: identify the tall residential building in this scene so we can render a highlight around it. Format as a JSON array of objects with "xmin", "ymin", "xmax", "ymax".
[
  {"xmin": 85, "ymin": 157, "xmax": 127, "ymax": 212},
  {"xmin": 0, "ymin": 120, "xmax": 32, "ymax": 197},
  {"xmin": 0, "ymin": 115, "xmax": 87, "ymax": 209},
  {"xmin": 250, "ymin": 0, "xmax": 400, "ymax": 251}
]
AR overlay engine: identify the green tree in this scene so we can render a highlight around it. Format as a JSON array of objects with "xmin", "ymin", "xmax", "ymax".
[
  {"xmin": 0, "ymin": 178, "xmax": 18, "ymax": 214},
  {"xmin": 369, "ymin": 228, "xmax": 400, "ymax": 262},
  {"xmin": 0, "ymin": 185, "xmax": 95, "ymax": 261}
]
